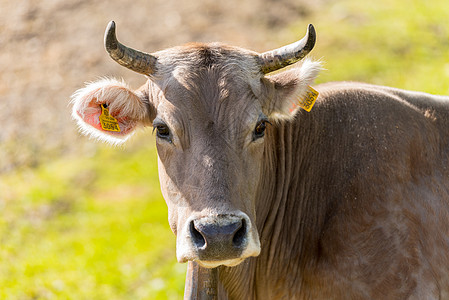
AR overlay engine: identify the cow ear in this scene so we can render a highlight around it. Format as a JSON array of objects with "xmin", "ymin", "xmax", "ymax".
[
  {"xmin": 261, "ymin": 59, "xmax": 322, "ymax": 120},
  {"xmin": 71, "ymin": 78, "xmax": 154, "ymax": 144}
]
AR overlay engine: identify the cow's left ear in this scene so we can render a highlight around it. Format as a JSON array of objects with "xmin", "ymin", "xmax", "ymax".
[
  {"xmin": 71, "ymin": 78, "xmax": 155, "ymax": 144},
  {"xmin": 261, "ymin": 59, "xmax": 322, "ymax": 120}
]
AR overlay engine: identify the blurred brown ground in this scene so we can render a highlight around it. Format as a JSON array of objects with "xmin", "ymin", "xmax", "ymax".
[{"xmin": 0, "ymin": 0, "xmax": 325, "ymax": 172}]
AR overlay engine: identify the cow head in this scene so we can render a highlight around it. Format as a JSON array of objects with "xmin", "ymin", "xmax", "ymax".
[{"xmin": 72, "ymin": 21, "xmax": 322, "ymax": 268}]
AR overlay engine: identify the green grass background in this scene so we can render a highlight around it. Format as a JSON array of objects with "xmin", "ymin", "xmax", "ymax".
[{"xmin": 1, "ymin": 0, "xmax": 448, "ymax": 298}]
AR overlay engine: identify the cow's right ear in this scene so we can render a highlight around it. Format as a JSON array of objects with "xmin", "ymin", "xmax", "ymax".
[
  {"xmin": 260, "ymin": 59, "xmax": 322, "ymax": 120},
  {"xmin": 71, "ymin": 78, "xmax": 154, "ymax": 144}
]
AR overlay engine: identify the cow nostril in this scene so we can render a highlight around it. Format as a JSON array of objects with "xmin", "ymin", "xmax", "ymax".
[
  {"xmin": 190, "ymin": 221, "xmax": 206, "ymax": 248},
  {"xmin": 232, "ymin": 218, "xmax": 246, "ymax": 248}
]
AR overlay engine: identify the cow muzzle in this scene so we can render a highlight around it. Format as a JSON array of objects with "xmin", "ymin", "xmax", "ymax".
[{"xmin": 177, "ymin": 212, "xmax": 261, "ymax": 268}]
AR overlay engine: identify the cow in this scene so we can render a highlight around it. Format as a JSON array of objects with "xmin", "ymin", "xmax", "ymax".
[{"xmin": 71, "ymin": 21, "xmax": 449, "ymax": 299}]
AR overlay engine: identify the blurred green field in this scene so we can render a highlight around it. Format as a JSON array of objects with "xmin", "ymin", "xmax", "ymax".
[
  {"xmin": 313, "ymin": 0, "xmax": 449, "ymax": 94},
  {"xmin": 1, "ymin": 137, "xmax": 185, "ymax": 299},
  {"xmin": 1, "ymin": 0, "xmax": 448, "ymax": 298}
]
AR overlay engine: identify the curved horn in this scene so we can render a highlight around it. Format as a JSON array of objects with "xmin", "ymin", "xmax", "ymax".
[
  {"xmin": 259, "ymin": 24, "xmax": 316, "ymax": 74},
  {"xmin": 104, "ymin": 21, "xmax": 157, "ymax": 75}
]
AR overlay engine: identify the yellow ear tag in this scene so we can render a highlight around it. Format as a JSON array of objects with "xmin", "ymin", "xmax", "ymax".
[
  {"xmin": 99, "ymin": 104, "xmax": 121, "ymax": 132},
  {"xmin": 297, "ymin": 86, "xmax": 319, "ymax": 112}
]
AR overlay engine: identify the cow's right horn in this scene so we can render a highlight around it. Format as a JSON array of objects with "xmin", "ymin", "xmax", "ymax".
[
  {"xmin": 259, "ymin": 24, "xmax": 316, "ymax": 74},
  {"xmin": 104, "ymin": 21, "xmax": 157, "ymax": 75}
]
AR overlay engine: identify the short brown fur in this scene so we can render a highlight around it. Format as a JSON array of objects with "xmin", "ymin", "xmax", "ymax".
[{"xmin": 72, "ymin": 41, "xmax": 449, "ymax": 299}]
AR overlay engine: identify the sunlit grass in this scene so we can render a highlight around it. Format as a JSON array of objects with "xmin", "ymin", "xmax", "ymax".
[
  {"xmin": 304, "ymin": 0, "xmax": 449, "ymax": 94},
  {"xmin": 0, "ymin": 134, "xmax": 186, "ymax": 299}
]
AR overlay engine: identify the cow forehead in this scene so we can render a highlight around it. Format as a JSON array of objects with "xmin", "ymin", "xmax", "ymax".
[
  {"xmin": 155, "ymin": 76, "xmax": 262, "ymax": 147},
  {"xmin": 155, "ymin": 43, "xmax": 262, "ymax": 76},
  {"xmin": 153, "ymin": 44, "xmax": 264, "ymax": 127}
]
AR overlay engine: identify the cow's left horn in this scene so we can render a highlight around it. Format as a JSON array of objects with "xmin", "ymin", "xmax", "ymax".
[
  {"xmin": 259, "ymin": 24, "xmax": 316, "ymax": 74},
  {"xmin": 104, "ymin": 21, "xmax": 157, "ymax": 75}
]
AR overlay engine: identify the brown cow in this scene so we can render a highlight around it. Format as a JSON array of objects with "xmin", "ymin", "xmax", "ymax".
[{"xmin": 71, "ymin": 21, "xmax": 449, "ymax": 299}]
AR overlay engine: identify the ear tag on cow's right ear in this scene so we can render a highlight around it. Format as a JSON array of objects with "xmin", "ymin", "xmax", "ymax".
[
  {"xmin": 99, "ymin": 104, "xmax": 121, "ymax": 132},
  {"xmin": 297, "ymin": 86, "xmax": 319, "ymax": 112}
]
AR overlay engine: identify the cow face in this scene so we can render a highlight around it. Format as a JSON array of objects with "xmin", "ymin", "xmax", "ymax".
[
  {"xmin": 152, "ymin": 48, "xmax": 267, "ymax": 267},
  {"xmin": 71, "ymin": 22, "xmax": 321, "ymax": 268}
]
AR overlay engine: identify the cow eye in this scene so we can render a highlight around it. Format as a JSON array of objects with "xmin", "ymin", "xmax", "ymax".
[
  {"xmin": 153, "ymin": 121, "xmax": 172, "ymax": 142},
  {"xmin": 156, "ymin": 125, "xmax": 170, "ymax": 139},
  {"xmin": 253, "ymin": 120, "xmax": 271, "ymax": 140}
]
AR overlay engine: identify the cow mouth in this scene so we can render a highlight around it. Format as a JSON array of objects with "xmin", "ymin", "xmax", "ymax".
[
  {"xmin": 196, "ymin": 258, "xmax": 247, "ymax": 269},
  {"xmin": 179, "ymin": 248, "xmax": 260, "ymax": 269}
]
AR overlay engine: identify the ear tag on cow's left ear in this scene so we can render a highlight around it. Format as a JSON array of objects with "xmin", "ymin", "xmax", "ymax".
[
  {"xmin": 99, "ymin": 104, "xmax": 121, "ymax": 132},
  {"xmin": 297, "ymin": 86, "xmax": 319, "ymax": 112}
]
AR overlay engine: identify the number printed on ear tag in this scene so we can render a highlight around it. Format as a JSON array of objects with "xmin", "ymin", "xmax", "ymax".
[
  {"xmin": 297, "ymin": 86, "xmax": 319, "ymax": 112},
  {"xmin": 99, "ymin": 104, "xmax": 121, "ymax": 132}
]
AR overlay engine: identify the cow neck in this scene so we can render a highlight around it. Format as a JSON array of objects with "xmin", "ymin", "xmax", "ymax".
[
  {"xmin": 259, "ymin": 113, "xmax": 329, "ymax": 296},
  {"xmin": 216, "ymin": 113, "xmax": 331, "ymax": 299}
]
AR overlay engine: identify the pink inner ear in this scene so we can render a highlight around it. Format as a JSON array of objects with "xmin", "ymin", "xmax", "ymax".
[{"xmin": 76, "ymin": 99, "xmax": 136, "ymax": 136}]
